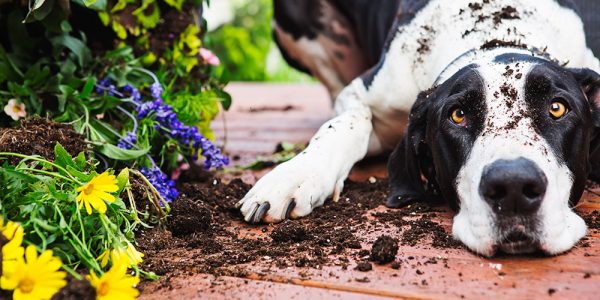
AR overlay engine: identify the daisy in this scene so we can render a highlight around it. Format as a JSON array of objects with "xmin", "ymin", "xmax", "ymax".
[
  {"xmin": 1, "ymin": 220, "xmax": 25, "ymax": 281},
  {"xmin": 88, "ymin": 263, "xmax": 140, "ymax": 300},
  {"xmin": 76, "ymin": 172, "xmax": 119, "ymax": 215},
  {"xmin": 0, "ymin": 245, "xmax": 67, "ymax": 300},
  {"xmin": 3, "ymin": 99, "xmax": 27, "ymax": 121},
  {"xmin": 97, "ymin": 241, "xmax": 144, "ymax": 268}
]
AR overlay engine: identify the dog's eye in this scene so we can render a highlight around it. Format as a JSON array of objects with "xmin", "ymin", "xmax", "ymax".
[
  {"xmin": 549, "ymin": 101, "xmax": 568, "ymax": 119},
  {"xmin": 450, "ymin": 108, "xmax": 466, "ymax": 124}
]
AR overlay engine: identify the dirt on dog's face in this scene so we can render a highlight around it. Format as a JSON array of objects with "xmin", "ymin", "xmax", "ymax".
[{"xmin": 388, "ymin": 52, "xmax": 600, "ymax": 256}]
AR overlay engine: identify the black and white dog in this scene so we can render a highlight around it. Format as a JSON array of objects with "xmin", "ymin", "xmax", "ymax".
[{"xmin": 236, "ymin": 0, "xmax": 600, "ymax": 256}]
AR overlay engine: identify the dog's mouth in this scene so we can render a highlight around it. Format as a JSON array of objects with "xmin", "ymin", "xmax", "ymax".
[{"xmin": 497, "ymin": 230, "xmax": 539, "ymax": 254}]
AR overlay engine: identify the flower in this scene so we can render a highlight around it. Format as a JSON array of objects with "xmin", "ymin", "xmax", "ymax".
[
  {"xmin": 1, "ymin": 245, "xmax": 66, "ymax": 300},
  {"xmin": 149, "ymin": 82, "xmax": 163, "ymax": 100},
  {"xmin": 76, "ymin": 172, "xmax": 119, "ymax": 214},
  {"xmin": 4, "ymin": 99, "xmax": 27, "ymax": 121},
  {"xmin": 123, "ymin": 84, "xmax": 141, "ymax": 102},
  {"xmin": 1, "ymin": 220, "xmax": 25, "ymax": 281},
  {"xmin": 140, "ymin": 167, "xmax": 178, "ymax": 203},
  {"xmin": 96, "ymin": 78, "xmax": 118, "ymax": 96},
  {"xmin": 117, "ymin": 131, "xmax": 138, "ymax": 149},
  {"xmin": 94, "ymin": 76, "xmax": 228, "ymax": 170},
  {"xmin": 98, "ymin": 241, "xmax": 144, "ymax": 268},
  {"xmin": 199, "ymin": 48, "xmax": 220, "ymax": 66},
  {"xmin": 87, "ymin": 263, "xmax": 140, "ymax": 300}
]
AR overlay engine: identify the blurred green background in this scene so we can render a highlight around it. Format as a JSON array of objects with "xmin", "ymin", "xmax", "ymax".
[{"xmin": 204, "ymin": 0, "xmax": 313, "ymax": 82}]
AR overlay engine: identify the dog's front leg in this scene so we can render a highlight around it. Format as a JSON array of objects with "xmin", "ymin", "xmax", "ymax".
[{"xmin": 237, "ymin": 82, "xmax": 373, "ymax": 223}]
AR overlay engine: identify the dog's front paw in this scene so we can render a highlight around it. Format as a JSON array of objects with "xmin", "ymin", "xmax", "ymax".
[{"xmin": 236, "ymin": 159, "xmax": 343, "ymax": 224}]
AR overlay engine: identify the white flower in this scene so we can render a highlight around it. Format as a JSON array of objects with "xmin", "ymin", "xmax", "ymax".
[
  {"xmin": 199, "ymin": 48, "xmax": 220, "ymax": 66},
  {"xmin": 4, "ymin": 99, "xmax": 26, "ymax": 121}
]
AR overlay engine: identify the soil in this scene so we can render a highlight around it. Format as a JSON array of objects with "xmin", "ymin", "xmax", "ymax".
[
  {"xmin": 51, "ymin": 277, "xmax": 96, "ymax": 300},
  {"xmin": 136, "ymin": 177, "xmax": 463, "ymax": 293},
  {"xmin": 583, "ymin": 211, "xmax": 600, "ymax": 230},
  {"xmin": 370, "ymin": 235, "xmax": 399, "ymax": 264},
  {"xmin": 0, "ymin": 118, "xmax": 87, "ymax": 164}
]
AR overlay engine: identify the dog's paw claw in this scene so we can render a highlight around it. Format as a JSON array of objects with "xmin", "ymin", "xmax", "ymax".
[
  {"xmin": 285, "ymin": 199, "xmax": 296, "ymax": 219},
  {"xmin": 249, "ymin": 202, "xmax": 271, "ymax": 224}
]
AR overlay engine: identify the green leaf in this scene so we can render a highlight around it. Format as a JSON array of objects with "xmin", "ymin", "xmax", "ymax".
[
  {"xmin": 96, "ymin": 143, "xmax": 150, "ymax": 161},
  {"xmin": 164, "ymin": 0, "xmax": 184, "ymax": 10},
  {"xmin": 23, "ymin": 0, "xmax": 55, "ymax": 23},
  {"xmin": 74, "ymin": 152, "xmax": 88, "ymax": 170},
  {"xmin": 54, "ymin": 143, "xmax": 76, "ymax": 169},
  {"xmin": 116, "ymin": 168, "xmax": 129, "ymax": 192},
  {"xmin": 50, "ymin": 34, "xmax": 92, "ymax": 67},
  {"xmin": 133, "ymin": 1, "xmax": 160, "ymax": 29},
  {"xmin": 66, "ymin": 165, "xmax": 93, "ymax": 182},
  {"xmin": 79, "ymin": 78, "xmax": 96, "ymax": 99},
  {"xmin": 215, "ymin": 89, "xmax": 232, "ymax": 110}
]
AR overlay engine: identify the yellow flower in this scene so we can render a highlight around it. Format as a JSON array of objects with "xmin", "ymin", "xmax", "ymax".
[
  {"xmin": 88, "ymin": 263, "xmax": 140, "ymax": 300},
  {"xmin": 76, "ymin": 172, "xmax": 119, "ymax": 215},
  {"xmin": 97, "ymin": 242, "xmax": 144, "ymax": 268},
  {"xmin": 1, "ymin": 245, "xmax": 66, "ymax": 300},
  {"xmin": 1, "ymin": 220, "xmax": 25, "ymax": 280}
]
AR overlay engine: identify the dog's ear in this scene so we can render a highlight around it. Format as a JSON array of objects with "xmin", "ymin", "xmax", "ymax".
[
  {"xmin": 570, "ymin": 68, "xmax": 600, "ymax": 181},
  {"xmin": 386, "ymin": 89, "xmax": 436, "ymax": 208}
]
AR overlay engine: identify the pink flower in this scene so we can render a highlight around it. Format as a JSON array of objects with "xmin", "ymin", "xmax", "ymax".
[
  {"xmin": 4, "ymin": 99, "xmax": 26, "ymax": 121},
  {"xmin": 199, "ymin": 48, "xmax": 220, "ymax": 66}
]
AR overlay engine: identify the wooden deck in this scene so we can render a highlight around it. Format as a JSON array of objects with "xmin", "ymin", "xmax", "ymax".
[{"xmin": 139, "ymin": 83, "xmax": 600, "ymax": 300}]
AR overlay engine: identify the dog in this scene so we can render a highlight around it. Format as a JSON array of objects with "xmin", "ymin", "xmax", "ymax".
[{"xmin": 236, "ymin": 0, "xmax": 600, "ymax": 256}]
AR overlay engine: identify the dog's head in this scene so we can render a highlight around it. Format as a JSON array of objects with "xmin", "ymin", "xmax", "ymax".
[{"xmin": 388, "ymin": 51, "xmax": 600, "ymax": 256}]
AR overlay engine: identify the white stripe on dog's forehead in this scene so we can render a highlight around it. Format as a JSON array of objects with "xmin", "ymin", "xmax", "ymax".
[{"xmin": 477, "ymin": 59, "xmax": 537, "ymax": 139}]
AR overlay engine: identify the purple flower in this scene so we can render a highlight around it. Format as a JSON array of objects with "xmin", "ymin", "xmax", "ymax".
[
  {"xmin": 123, "ymin": 84, "xmax": 142, "ymax": 102},
  {"xmin": 140, "ymin": 166, "xmax": 178, "ymax": 203},
  {"xmin": 95, "ymin": 78, "xmax": 119, "ymax": 97},
  {"xmin": 94, "ymin": 76, "xmax": 228, "ymax": 170},
  {"xmin": 150, "ymin": 82, "xmax": 163, "ymax": 100},
  {"xmin": 95, "ymin": 78, "xmax": 110, "ymax": 93},
  {"xmin": 117, "ymin": 131, "xmax": 138, "ymax": 149}
]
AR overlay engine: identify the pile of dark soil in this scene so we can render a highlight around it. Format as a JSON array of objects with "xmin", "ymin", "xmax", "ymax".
[
  {"xmin": 0, "ymin": 118, "xmax": 87, "ymax": 164},
  {"xmin": 136, "ymin": 177, "xmax": 461, "ymax": 292},
  {"xmin": 370, "ymin": 235, "xmax": 399, "ymax": 264},
  {"xmin": 51, "ymin": 277, "xmax": 95, "ymax": 300}
]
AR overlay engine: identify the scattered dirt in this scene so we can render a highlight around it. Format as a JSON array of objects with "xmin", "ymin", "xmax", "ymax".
[
  {"xmin": 137, "ymin": 177, "xmax": 462, "ymax": 294},
  {"xmin": 355, "ymin": 261, "xmax": 373, "ymax": 272},
  {"xmin": 492, "ymin": 6, "xmax": 520, "ymax": 25},
  {"xmin": 168, "ymin": 198, "xmax": 213, "ymax": 236},
  {"xmin": 51, "ymin": 277, "xmax": 96, "ymax": 300},
  {"xmin": 583, "ymin": 211, "xmax": 600, "ymax": 230},
  {"xmin": 0, "ymin": 118, "xmax": 87, "ymax": 164},
  {"xmin": 370, "ymin": 235, "xmax": 399, "ymax": 264},
  {"xmin": 247, "ymin": 105, "xmax": 297, "ymax": 113},
  {"xmin": 480, "ymin": 39, "xmax": 527, "ymax": 50},
  {"xmin": 270, "ymin": 220, "xmax": 308, "ymax": 243}
]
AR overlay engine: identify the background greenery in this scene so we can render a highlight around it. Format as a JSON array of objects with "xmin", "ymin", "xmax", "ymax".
[{"xmin": 205, "ymin": 0, "xmax": 313, "ymax": 82}]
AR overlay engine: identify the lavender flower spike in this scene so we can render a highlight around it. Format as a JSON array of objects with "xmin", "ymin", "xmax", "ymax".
[
  {"xmin": 140, "ymin": 166, "xmax": 178, "ymax": 203},
  {"xmin": 117, "ymin": 131, "xmax": 138, "ymax": 149}
]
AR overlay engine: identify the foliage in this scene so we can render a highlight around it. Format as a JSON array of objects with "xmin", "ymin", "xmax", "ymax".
[
  {"xmin": 0, "ymin": 0, "xmax": 228, "ymax": 173},
  {"xmin": 0, "ymin": 0, "xmax": 229, "ymax": 289},
  {"xmin": 0, "ymin": 144, "xmax": 164, "ymax": 283},
  {"xmin": 206, "ymin": 0, "xmax": 312, "ymax": 82}
]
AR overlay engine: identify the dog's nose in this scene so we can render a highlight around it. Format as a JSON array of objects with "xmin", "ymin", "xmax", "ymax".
[{"xmin": 479, "ymin": 158, "xmax": 547, "ymax": 216}]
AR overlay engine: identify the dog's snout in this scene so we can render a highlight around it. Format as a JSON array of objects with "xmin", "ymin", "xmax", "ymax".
[{"xmin": 480, "ymin": 158, "xmax": 547, "ymax": 216}]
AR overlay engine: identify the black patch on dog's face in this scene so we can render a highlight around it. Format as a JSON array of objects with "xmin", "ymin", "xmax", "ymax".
[
  {"xmin": 424, "ymin": 67, "xmax": 487, "ymax": 209},
  {"xmin": 524, "ymin": 63, "xmax": 595, "ymax": 206},
  {"xmin": 387, "ymin": 64, "xmax": 486, "ymax": 210}
]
